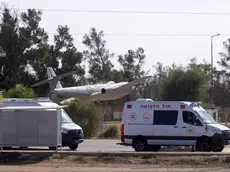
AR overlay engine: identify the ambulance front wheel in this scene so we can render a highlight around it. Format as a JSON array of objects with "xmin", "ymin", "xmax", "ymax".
[
  {"xmin": 211, "ymin": 145, "xmax": 224, "ymax": 152},
  {"xmin": 132, "ymin": 136, "xmax": 148, "ymax": 152},
  {"xmin": 69, "ymin": 144, "xmax": 78, "ymax": 150}
]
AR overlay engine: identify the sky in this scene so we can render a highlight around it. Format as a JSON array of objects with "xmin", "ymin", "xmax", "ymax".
[{"xmin": 4, "ymin": 0, "xmax": 230, "ymax": 75}]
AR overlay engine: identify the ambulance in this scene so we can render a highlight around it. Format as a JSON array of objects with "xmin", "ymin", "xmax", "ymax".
[{"xmin": 118, "ymin": 98, "xmax": 230, "ymax": 152}]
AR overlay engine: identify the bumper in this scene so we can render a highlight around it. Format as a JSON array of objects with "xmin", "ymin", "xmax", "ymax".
[
  {"xmin": 212, "ymin": 132, "xmax": 230, "ymax": 146},
  {"xmin": 62, "ymin": 129, "xmax": 84, "ymax": 146}
]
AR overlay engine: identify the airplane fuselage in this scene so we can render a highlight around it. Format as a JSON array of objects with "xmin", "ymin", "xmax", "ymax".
[
  {"xmin": 31, "ymin": 67, "xmax": 151, "ymax": 103},
  {"xmin": 53, "ymin": 82, "xmax": 130, "ymax": 101}
]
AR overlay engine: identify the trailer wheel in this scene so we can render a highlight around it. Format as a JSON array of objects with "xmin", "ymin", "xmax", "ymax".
[
  {"xmin": 133, "ymin": 136, "xmax": 148, "ymax": 152},
  {"xmin": 69, "ymin": 144, "xmax": 78, "ymax": 150}
]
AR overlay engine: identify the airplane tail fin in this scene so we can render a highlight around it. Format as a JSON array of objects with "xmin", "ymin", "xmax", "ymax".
[{"xmin": 31, "ymin": 67, "xmax": 75, "ymax": 90}]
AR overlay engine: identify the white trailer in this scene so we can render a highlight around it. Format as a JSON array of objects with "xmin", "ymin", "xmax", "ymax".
[{"xmin": 0, "ymin": 105, "xmax": 62, "ymax": 151}]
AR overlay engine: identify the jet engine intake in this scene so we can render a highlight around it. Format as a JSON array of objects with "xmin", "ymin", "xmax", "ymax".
[{"xmin": 101, "ymin": 88, "xmax": 106, "ymax": 94}]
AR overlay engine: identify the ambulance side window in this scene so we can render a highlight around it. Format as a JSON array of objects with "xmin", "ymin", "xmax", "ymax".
[
  {"xmin": 153, "ymin": 110, "xmax": 178, "ymax": 125},
  {"xmin": 182, "ymin": 111, "xmax": 202, "ymax": 126}
]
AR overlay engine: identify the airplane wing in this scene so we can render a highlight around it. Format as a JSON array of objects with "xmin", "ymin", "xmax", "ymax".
[
  {"xmin": 59, "ymin": 97, "xmax": 76, "ymax": 104},
  {"xmin": 89, "ymin": 75, "xmax": 152, "ymax": 100},
  {"xmin": 118, "ymin": 76, "xmax": 152, "ymax": 90}
]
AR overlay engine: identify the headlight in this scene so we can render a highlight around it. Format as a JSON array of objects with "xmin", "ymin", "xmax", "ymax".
[{"xmin": 62, "ymin": 129, "xmax": 68, "ymax": 134}]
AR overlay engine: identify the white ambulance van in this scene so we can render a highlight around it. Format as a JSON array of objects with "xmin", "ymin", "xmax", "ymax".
[{"xmin": 118, "ymin": 98, "xmax": 230, "ymax": 152}]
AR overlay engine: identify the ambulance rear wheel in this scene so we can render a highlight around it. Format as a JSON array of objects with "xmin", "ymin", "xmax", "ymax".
[
  {"xmin": 133, "ymin": 137, "xmax": 148, "ymax": 152},
  {"xmin": 148, "ymin": 145, "xmax": 161, "ymax": 152},
  {"xmin": 196, "ymin": 137, "xmax": 211, "ymax": 152}
]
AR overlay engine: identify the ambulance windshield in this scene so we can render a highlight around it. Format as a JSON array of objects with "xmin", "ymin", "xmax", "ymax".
[{"xmin": 195, "ymin": 110, "xmax": 217, "ymax": 124}]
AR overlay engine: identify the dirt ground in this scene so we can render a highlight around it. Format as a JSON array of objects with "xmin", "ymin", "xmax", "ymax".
[
  {"xmin": 1, "ymin": 153, "xmax": 230, "ymax": 172},
  {"xmin": 1, "ymin": 165, "xmax": 230, "ymax": 172},
  {"xmin": 1, "ymin": 163, "xmax": 230, "ymax": 172}
]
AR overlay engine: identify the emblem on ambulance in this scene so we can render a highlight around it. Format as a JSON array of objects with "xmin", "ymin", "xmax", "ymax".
[
  {"xmin": 143, "ymin": 112, "xmax": 150, "ymax": 121},
  {"xmin": 129, "ymin": 113, "xmax": 137, "ymax": 121},
  {"xmin": 186, "ymin": 126, "xmax": 194, "ymax": 135}
]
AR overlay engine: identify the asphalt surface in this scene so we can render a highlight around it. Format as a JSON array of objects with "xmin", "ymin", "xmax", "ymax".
[{"xmin": 4, "ymin": 139, "xmax": 230, "ymax": 153}]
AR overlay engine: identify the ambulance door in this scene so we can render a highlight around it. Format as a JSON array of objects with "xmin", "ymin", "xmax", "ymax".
[
  {"xmin": 151, "ymin": 109, "xmax": 180, "ymax": 145},
  {"xmin": 179, "ymin": 110, "xmax": 204, "ymax": 146}
]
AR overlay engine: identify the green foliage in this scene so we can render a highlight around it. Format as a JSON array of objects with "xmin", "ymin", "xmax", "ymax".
[
  {"xmin": 118, "ymin": 47, "xmax": 147, "ymax": 81},
  {"xmin": 157, "ymin": 60, "xmax": 207, "ymax": 101},
  {"xmin": 82, "ymin": 27, "xmax": 115, "ymax": 83},
  {"xmin": 64, "ymin": 99, "xmax": 101, "ymax": 138},
  {"xmin": 0, "ymin": 7, "xmax": 85, "ymax": 96},
  {"xmin": 3, "ymin": 84, "xmax": 37, "ymax": 98},
  {"xmin": 98, "ymin": 124, "xmax": 121, "ymax": 139}
]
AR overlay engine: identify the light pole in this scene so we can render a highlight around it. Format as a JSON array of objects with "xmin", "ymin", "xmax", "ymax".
[
  {"xmin": 211, "ymin": 33, "xmax": 220, "ymax": 106},
  {"xmin": 211, "ymin": 34, "xmax": 220, "ymax": 87}
]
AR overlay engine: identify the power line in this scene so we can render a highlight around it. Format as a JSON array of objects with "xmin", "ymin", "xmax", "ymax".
[
  {"xmin": 10, "ymin": 8, "xmax": 230, "ymax": 15},
  {"xmin": 46, "ymin": 32, "xmax": 230, "ymax": 37}
]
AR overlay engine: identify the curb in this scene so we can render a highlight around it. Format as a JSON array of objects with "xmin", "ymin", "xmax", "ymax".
[{"xmin": 55, "ymin": 151, "xmax": 230, "ymax": 156}]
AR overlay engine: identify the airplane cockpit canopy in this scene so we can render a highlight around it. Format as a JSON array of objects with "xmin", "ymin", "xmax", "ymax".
[{"xmin": 107, "ymin": 81, "xmax": 115, "ymax": 84}]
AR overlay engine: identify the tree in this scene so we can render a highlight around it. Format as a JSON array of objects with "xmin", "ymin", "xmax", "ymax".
[
  {"xmin": 117, "ymin": 47, "xmax": 148, "ymax": 100},
  {"xmin": 187, "ymin": 57, "xmax": 212, "ymax": 106},
  {"xmin": 218, "ymin": 38, "xmax": 230, "ymax": 72},
  {"xmin": 0, "ymin": 7, "xmax": 85, "ymax": 98},
  {"xmin": 82, "ymin": 27, "xmax": 114, "ymax": 83},
  {"xmin": 158, "ymin": 62, "xmax": 206, "ymax": 101},
  {"xmin": 213, "ymin": 38, "xmax": 230, "ymax": 107},
  {"xmin": 0, "ymin": 8, "xmax": 43, "ymax": 89},
  {"xmin": 142, "ymin": 62, "xmax": 170, "ymax": 100},
  {"xmin": 63, "ymin": 99, "xmax": 101, "ymax": 138},
  {"xmin": 118, "ymin": 47, "xmax": 147, "ymax": 81}
]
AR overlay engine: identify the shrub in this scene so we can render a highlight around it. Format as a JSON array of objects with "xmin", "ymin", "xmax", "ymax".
[
  {"xmin": 3, "ymin": 84, "xmax": 37, "ymax": 98},
  {"xmin": 98, "ymin": 124, "xmax": 121, "ymax": 139},
  {"xmin": 63, "ymin": 99, "xmax": 101, "ymax": 138}
]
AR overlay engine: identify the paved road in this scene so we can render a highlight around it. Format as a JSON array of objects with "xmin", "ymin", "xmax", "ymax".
[
  {"xmin": 76, "ymin": 139, "xmax": 134, "ymax": 152},
  {"xmin": 5, "ymin": 139, "xmax": 230, "ymax": 153},
  {"xmin": 71, "ymin": 139, "xmax": 230, "ymax": 153}
]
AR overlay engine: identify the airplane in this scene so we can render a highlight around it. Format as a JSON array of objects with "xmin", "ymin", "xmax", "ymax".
[{"xmin": 31, "ymin": 67, "xmax": 152, "ymax": 104}]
